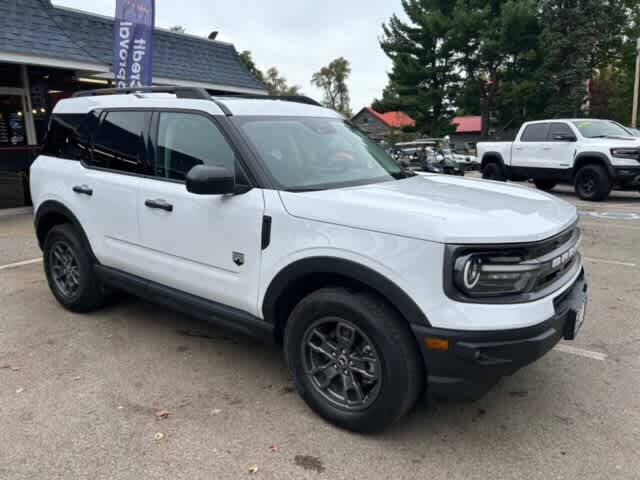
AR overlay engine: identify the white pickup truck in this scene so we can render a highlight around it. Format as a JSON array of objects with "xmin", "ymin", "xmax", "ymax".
[{"xmin": 477, "ymin": 119, "xmax": 640, "ymax": 201}]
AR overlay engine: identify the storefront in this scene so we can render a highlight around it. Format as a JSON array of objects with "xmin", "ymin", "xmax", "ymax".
[{"xmin": 0, "ymin": 0, "xmax": 266, "ymax": 210}]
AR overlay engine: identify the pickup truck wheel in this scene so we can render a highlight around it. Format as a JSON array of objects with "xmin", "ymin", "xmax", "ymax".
[
  {"xmin": 482, "ymin": 162, "xmax": 506, "ymax": 181},
  {"xmin": 533, "ymin": 180, "xmax": 557, "ymax": 192},
  {"xmin": 574, "ymin": 165, "xmax": 612, "ymax": 201},
  {"xmin": 43, "ymin": 224, "xmax": 105, "ymax": 312},
  {"xmin": 284, "ymin": 288, "xmax": 423, "ymax": 433}
]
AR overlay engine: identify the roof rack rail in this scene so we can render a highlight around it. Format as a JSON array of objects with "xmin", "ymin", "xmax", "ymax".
[
  {"xmin": 216, "ymin": 93, "xmax": 323, "ymax": 107},
  {"xmin": 72, "ymin": 86, "xmax": 211, "ymax": 100}
]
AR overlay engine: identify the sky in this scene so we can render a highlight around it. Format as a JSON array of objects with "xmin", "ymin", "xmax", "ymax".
[{"xmin": 52, "ymin": 0, "xmax": 405, "ymax": 113}]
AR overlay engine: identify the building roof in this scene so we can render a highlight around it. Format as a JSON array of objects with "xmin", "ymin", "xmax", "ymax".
[
  {"xmin": 452, "ymin": 116, "xmax": 482, "ymax": 133},
  {"xmin": 365, "ymin": 108, "xmax": 415, "ymax": 128},
  {"xmin": 0, "ymin": 0, "xmax": 266, "ymax": 93}
]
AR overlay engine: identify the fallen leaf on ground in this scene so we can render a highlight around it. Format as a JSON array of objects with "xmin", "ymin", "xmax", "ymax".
[
  {"xmin": 270, "ymin": 445, "xmax": 280, "ymax": 453},
  {"xmin": 154, "ymin": 432, "xmax": 164, "ymax": 440},
  {"xmin": 11, "ymin": 367, "xmax": 20, "ymax": 372},
  {"xmin": 210, "ymin": 408, "xmax": 222, "ymax": 416},
  {"xmin": 15, "ymin": 387, "xmax": 23, "ymax": 394},
  {"xmin": 72, "ymin": 376, "xmax": 81, "ymax": 381},
  {"xmin": 248, "ymin": 465, "xmax": 259, "ymax": 474},
  {"xmin": 155, "ymin": 409, "xmax": 170, "ymax": 419}
]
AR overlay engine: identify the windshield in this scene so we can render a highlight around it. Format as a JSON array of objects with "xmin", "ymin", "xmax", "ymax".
[
  {"xmin": 572, "ymin": 120, "xmax": 634, "ymax": 139},
  {"xmin": 235, "ymin": 116, "xmax": 411, "ymax": 190}
]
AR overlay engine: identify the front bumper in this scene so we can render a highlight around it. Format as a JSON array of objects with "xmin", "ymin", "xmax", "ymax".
[
  {"xmin": 412, "ymin": 269, "xmax": 587, "ymax": 400},
  {"xmin": 612, "ymin": 166, "xmax": 640, "ymax": 188}
]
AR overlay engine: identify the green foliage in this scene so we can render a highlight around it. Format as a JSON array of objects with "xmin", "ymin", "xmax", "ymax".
[
  {"xmin": 238, "ymin": 51, "xmax": 301, "ymax": 96},
  {"xmin": 377, "ymin": 0, "xmax": 639, "ymax": 137},
  {"xmin": 311, "ymin": 57, "xmax": 353, "ymax": 117}
]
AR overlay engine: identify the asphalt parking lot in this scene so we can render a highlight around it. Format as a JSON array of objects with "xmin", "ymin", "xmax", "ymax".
[{"xmin": 1, "ymin": 183, "xmax": 639, "ymax": 480}]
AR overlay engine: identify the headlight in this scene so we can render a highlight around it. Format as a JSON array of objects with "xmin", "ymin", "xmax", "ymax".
[
  {"xmin": 611, "ymin": 148, "xmax": 640, "ymax": 159},
  {"xmin": 446, "ymin": 227, "xmax": 582, "ymax": 303},
  {"xmin": 453, "ymin": 252, "xmax": 539, "ymax": 297}
]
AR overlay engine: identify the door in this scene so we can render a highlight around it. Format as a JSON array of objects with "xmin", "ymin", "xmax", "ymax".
[
  {"xmin": 511, "ymin": 122, "xmax": 550, "ymax": 169},
  {"xmin": 0, "ymin": 88, "xmax": 31, "ymax": 209},
  {"xmin": 80, "ymin": 110, "xmax": 147, "ymax": 271},
  {"xmin": 540, "ymin": 122, "xmax": 577, "ymax": 170},
  {"xmin": 135, "ymin": 111, "xmax": 265, "ymax": 315}
]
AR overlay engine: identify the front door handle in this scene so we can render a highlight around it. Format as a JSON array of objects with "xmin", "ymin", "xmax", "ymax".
[
  {"xmin": 72, "ymin": 185, "xmax": 93, "ymax": 196},
  {"xmin": 145, "ymin": 199, "xmax": 173, "ymax": 212}
]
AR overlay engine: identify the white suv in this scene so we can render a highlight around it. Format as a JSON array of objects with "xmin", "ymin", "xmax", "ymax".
[{"xmin": 30, "ymin": 87, "xmax": 588, "ymax": 432}]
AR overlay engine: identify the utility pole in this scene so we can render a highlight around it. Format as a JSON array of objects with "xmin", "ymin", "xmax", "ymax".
[{"xmin": 632, "ymin": 38, "xmax": 640, "ymax": 128}]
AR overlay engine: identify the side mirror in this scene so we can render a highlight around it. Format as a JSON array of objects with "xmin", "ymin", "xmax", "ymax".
[
  {"xmin": 186, "ymin": 165, "xmax": 235, "ymax": 195},
  {"xmin": 553, "ymin": 134, "xmax": 577, "ymax": 142}
]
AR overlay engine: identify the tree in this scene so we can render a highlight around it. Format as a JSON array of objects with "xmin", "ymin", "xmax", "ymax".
[
  {"xmin": 239, "ymin": 50, "xmax": 265, "ymax": 83},
  {"xmin": 238, "ymin": 51, "xmax": 301, "ymax": 96},
  {"xmin": 311, "ymin": 57, "xmax": 353, "ymax": 117},
  {"xmin": 449, "ymin": 0, "xmax": 542, "ymax": 137},
  {"xmin": 538, "ymin": 0, "xmax": 628, "ymax": 118},
  {"xmin": 264, "ymin": 67, "xmax": 301, "ymax": 96},
  {"xmin": 378, "ymin": 0, "xmax": 459, "ymax": 137},
  {"xmin": 169, "ymin": 25, "xmax": 186, "ymax": 34}
]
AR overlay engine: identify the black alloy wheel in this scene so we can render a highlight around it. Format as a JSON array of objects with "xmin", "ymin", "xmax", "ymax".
[
  {"xmin": 284, "ymin": 288, "xmax": 423, "ymax": 432},
  {"xmin": 303, "ymin": 317, "xmax": 381, "ymax": 410},
  {"xmin": 43, "ymin": 224, "xmax": 105, "ymax": 312},
  {"xmin": 49, "ymin": 240, "xmax": 81, "ymax": 298},
  {"xmin": 574, "ymin": 164, "xmax": 612, "ymax": 201}
]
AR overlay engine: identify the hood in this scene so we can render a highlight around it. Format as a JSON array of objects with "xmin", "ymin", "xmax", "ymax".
[
  {"xmin": 581, "ymin": 136, "xmax": 640, "ymax": 147},
  {"xmin": 279, "ymin": 175, "xmax": 578, "ymax": 244}
]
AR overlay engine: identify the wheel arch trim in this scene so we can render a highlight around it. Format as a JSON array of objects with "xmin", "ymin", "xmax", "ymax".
[
  {"xmin": 573, "ymin": 152, "xmax": 615, "ymax": 178},
  {"xmin": 261, "ymin": 256, "xmax": 431, "ymax": 329},
  {"xmin": 34, "ymin": 200, "xmax": 97, "ymax": 262}
]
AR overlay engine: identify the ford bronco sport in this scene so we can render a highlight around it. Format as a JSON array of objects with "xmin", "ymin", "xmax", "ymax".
[{"xmin": 31, "ymin": 87, "xmax": 588, "ymax": 432}]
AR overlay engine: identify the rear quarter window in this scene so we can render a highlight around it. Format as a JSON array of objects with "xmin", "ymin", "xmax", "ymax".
[{"xmin": 42, "ymin": 113, "xmax": 95, "ymax": 161}]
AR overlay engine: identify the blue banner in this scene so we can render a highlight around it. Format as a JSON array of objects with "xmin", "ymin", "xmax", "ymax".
[{"xmin": 113, "ymin": 0, "xmax": 155, "ymax": 88}]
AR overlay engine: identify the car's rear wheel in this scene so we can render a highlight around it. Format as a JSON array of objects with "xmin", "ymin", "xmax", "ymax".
[
  {"xmin": 574, "ymin": 164, "xmax": 612, "ymax": 201},
  {"xmin": 43, "ymin": 224, "xmax": 105, "ymax": 312},
  {"xmin": 482, "ymin": 162, "xmax": 506, "ymax": 181},
  {"xmin": 534, "ymin": 180, "xmax": 557, "ymax": 192},
  {"xmin": 284, "ymin": 288, "xmax": 423, "ymax": 433}
]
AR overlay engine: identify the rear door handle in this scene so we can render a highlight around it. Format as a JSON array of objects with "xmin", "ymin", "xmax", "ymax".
[
  {"xmin": 145, "ymin": 199, "xmax": 173, "ymax": 212},
  {"xmin": 72, "ymin": 185, "xmax": 93, "ymax": 196},
  {"xmin": 542, "ymin": 147, "xmax": 552, "ymax": 151}
]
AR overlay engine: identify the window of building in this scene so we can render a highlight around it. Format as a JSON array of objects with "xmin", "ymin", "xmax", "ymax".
[
  {"xmin": 155, "ymin": 112, "xmax": 236, "ymax": 181},
  {"xmin": 520, "ymin": 123, "xmax": 549, "ymax": 142},
  {"xmin": 91, "ymin": 111, "xmax": 147, "ymax": 174}
]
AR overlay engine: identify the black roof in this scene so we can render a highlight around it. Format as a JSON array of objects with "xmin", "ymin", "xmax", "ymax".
[{"xmin": 0, "ymin": 0, "xmax": 266, "ymax": 93}]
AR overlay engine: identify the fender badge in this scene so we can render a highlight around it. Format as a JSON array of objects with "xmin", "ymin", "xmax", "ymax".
[{"xmin": 232, "ymin": 252, "xmax": 245, "ymax": 266}]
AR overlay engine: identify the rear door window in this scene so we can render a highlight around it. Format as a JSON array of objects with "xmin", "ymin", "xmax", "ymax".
[
  {"xmin": 90, "ymin": 111, "xmax": 148, "ymax": 174},
  {"xmin": 547, "ymin": 123, "xmax": 575, "ymax": 141},
  {"xmin": 520, "ymin": 123, "xmax": 550, "ymax": 142}
]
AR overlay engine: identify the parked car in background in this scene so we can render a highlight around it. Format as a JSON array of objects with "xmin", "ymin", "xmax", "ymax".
[{"xmin": 477, "ymin": 119, "xmax": 640, "ymax": 201}]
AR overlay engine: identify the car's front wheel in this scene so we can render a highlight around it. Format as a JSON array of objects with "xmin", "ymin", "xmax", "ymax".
[
  {"xmin": 43, "ymin": 224, "xmax": 105, "ymax": 312},
  {"xmin": 574, "ymin": 164, "xmax": 612, "ymax": 201},
  {"xmin": 284, "ymin": 288, "xmax": 423, "ymax": 432}
]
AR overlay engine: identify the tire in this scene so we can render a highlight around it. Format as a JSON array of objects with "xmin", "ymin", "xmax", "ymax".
[
  {"xmin": 533, "ymin": 180, "xmax": 557, "ymax": 192},
  {"xmin": 43, "ymin": 224, "xmax": 105, "ymax": 312},
  {"xmin": 482, "ymin": 162, "xmax": 506, "ymax": 181},
  {"xmin": 574, "ymin": 164, "xmax": 612, "ymax": 201},
  {"xmin": 284, "ymin": 288, "xmax": 423, "ymax": 433}
]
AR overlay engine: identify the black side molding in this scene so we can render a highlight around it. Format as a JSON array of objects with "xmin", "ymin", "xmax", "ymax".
[
  {"xmin": 261, "ymin": 215, "xmax": 272, "ymax": 250},
  {"xmin": 94, "ymin": 265, "xmax": 274, "ymax": 343}
]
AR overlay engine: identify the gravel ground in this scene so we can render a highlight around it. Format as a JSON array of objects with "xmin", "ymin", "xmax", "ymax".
[{"xmin": 1, "ymin": 184, "xmax": 639, "ymax": 480}]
